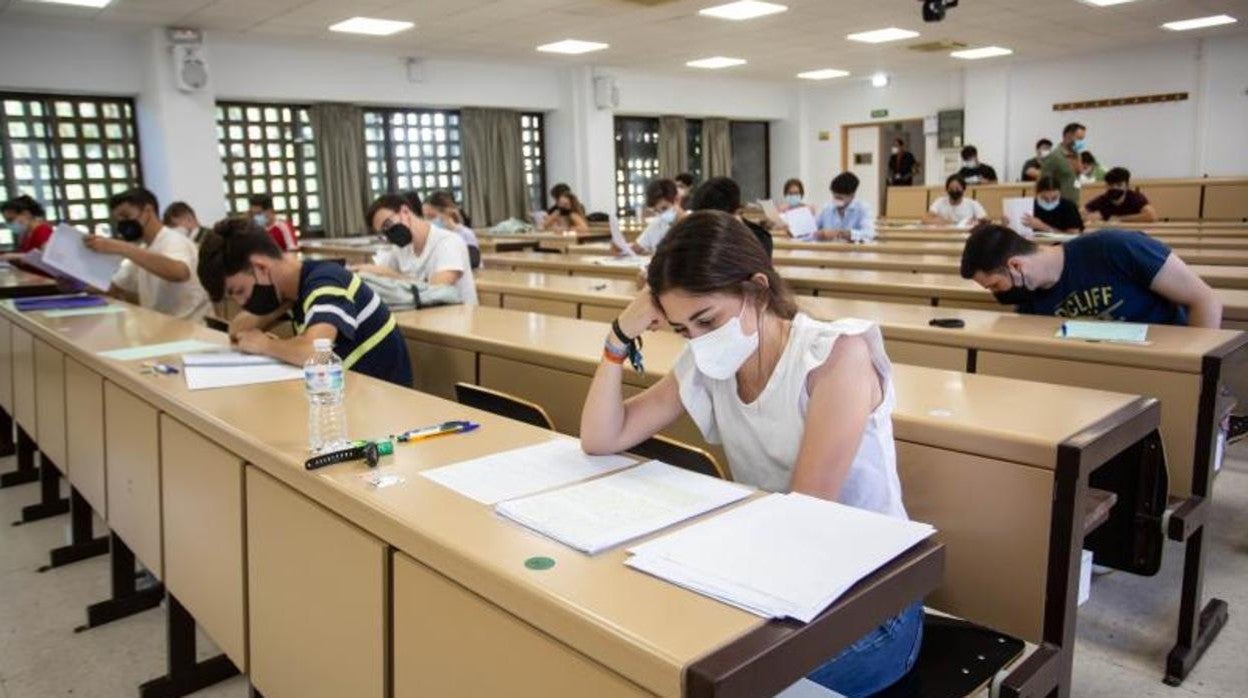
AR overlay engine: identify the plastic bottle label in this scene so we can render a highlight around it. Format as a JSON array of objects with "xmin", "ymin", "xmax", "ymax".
[{"xmin": 305, "ymin": 363, "xmax": 344, "ymax": 393}]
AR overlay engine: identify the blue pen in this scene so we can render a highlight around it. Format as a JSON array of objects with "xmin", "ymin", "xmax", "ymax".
[{"xmin": 394, "ymin": 420, "xmax": 479, "ymax": 443}]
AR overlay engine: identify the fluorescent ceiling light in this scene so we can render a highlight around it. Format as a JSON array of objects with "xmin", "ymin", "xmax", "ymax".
[
  {"xmin": 328, "ymin": 17, "xmax": 414, "ymax": 36},
  {"xmin": 951, "ymin": 46, "xmax": 1014, "ymax": 60},
  {"xmin": 871, "ymin": 72, "xmax": 889, "ymax": 88},
  {"xmin": 1162, "ymin": 14, "xmax": 1237, "ymax": 31},
  {"xmin": 1078, "ymin": 0, "xmax": 1137, "ymax": 7},
  {"xmin": 699, "ymin": 1, "xmax": 788, "ymax": 21},
  {"xmin": 797, "ymin": 68, "xmax": 850, "ymax": 80},
  {"xmin": 847, "ymin": 27, "xmax": 920, "ymax": 44},
  {"xmin": 686, "ymin": 56, "xmax": 748, "ymax": 69},
  {"xmin": 23, "ymin": 0, "xmax": 113, "ymax": 7},
  {"xmin": 536, "ymin": 39, "xmax": 609, "ymax": 55}
]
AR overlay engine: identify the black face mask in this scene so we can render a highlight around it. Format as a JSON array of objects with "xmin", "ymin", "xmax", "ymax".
[
  {"xmin": 383, "ymin": 223, "xmax": 413, "ymax": 247},
  {"xmin": 1107, "ymin": 188, "xmax": 1127, "ymax": 201},
  {"xmin": 948, "ymin": 189, "xmax": 964, "ymax": 202},
  {"xmin": 557, "ymin": 206, "xmax": 572, "ymax": 216},
  {"xmin": 244, "ymin": 282, "xmax": 281, "ymax": 315},
  {"xmin": 115, "ymin": 219, "xmax": 144, "ymax": 242},
  {"xmin": 992, "ymin": 269, "xmax": 1032, "ymax": 306}
]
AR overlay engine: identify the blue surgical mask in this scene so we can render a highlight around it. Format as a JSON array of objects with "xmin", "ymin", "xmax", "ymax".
[
  {"xmin": 659, "ymin": 208, "xmax": 677, "ymax": 224},
  {"xmin": 10, "ymin": 220, "xmax": 27, "ymax": 236},
  {"xmin": 1037, "ymin": 197, "xmax": 1060, "ymax": 212},
  {"xmin": 252, "ymin": 213, "xmax": 268, "ymax": 227},
  {"xmin": 784, "ymin": 194, "xmax": 802, "ymax": 207},
  {"xmin": 963, "ymin": 160, "xmax": 976, "ymax": 169},
  {"xmin": 1072, "ymin": 139, "xmax": 1086, "ymax": 152},
  {"xmin": 833, "ymin": 196, "xmax": 851, "ymax": 209}
]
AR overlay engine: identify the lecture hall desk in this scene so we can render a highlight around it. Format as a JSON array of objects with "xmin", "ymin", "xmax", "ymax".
[
  {"xmin": 0, "ymin": 299, "xmax": 944, "ymax": 698},
  {"xmin": 398, "ymin": 304, "xmax": 1164, "ymax": 697},
  {"xmin": 770, "ymin": 238, "xmax": 1248, "ymax": 267}
]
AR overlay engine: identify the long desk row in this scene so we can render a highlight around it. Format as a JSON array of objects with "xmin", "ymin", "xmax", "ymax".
[
  {"xmin": 479, "ymin": 252, "xmax": 1248, "ymax": 329},
  {"xmin": 0, "ymin": 298, "xmax": 948, "ymax": 697},
  {"xmin": 398, "ymin": 304, "xmax": 1167, "ymax": 695}
]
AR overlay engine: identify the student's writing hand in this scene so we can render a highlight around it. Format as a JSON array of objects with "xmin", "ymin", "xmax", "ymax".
[
  {"xmin": 234, "ymin": 328, "xmax": 271, "ymax": 356},
  {"xmin": 83, "ymin": 235, "xmax": 130, "ymax": 257},
  {"xmin": 617, "ymin": 291, "xmax": 663, "ymax": 339}
]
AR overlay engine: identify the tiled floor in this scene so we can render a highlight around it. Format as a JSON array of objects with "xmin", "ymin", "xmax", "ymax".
[{"xmin": 1, "ymin": 447, "xmax": 1245, "ymax": 696}]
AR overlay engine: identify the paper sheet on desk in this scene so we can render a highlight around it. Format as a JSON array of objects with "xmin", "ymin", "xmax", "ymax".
[
  {"xmin": 184, "ymin": 363, "xmax": 304, "ymax": 390},
  {"xmin": 43, "ymin": 305, "xmax": 127, "ymax": 318},
  {"xmin": 1058, "ymin": 320, "xmax": 1149, "ymax": 344},
  {"xmin": 422, "ymin": 439, "xmax": 634, "ymax": 505},
  {"xmin": 41, "ymin": 224, "xmax": 123, "ymax": 291},
  {"xmin": 495, "ymin": 460, "xmax": 752, "ymax": 554},
  {"xmin": 1003, "ymin": 197, "xmax": 1034, "ymax": 238},
  {"xmin": 782, "ymin": 207, "xmax": 818, "ymax": 239},
  {"xmin": 626, "ymin": 492, "xmax": 935, "ymax": 622},
  {"xmin": 98, "ymin": 339, "xmax": 223, "ymax": 361}
]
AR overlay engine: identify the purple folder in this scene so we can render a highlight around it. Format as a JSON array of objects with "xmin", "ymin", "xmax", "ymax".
[{"xmin": 14, "ymin": 295, "xmax": 108, "ymax": 312}]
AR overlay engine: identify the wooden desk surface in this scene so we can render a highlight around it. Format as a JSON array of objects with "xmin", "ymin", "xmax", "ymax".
[
  {"xmin": 771, "ymin": 239, "xmax": 1248, "ymax": 266},
  {"xmin": 0, "ymin": 299, "xmax": 942, "ymax": 696},
  {"xmin": 480, "ymin": 229, "xmax": 611, "ymax": 244},
  {"xmin": 396, "ymin": 305, "xmax": 1145, "ymax": 471},
  {"xmin": 0, "ymin": 265, "xmax": 58, "ymax": 298}
]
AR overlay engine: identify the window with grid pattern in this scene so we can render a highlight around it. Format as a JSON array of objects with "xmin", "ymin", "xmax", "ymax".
[
  {"xmin": 520, "ymin": 113, "xmax": 546, "ymax": 213},
  {"xmin": 0, "ymin": 92, "xmax": 142, "ymax": 234},
  {"xmin": 362, "ymin": 108, "xmax": 462, "ymax": 204},
  {"xmin": 614, "ymin": 116, "xmax": 660, "ymax": 218},
  {"xmin": 215, "ymin": 101, "xmax": 321, "ymax": 232},
  {"xmin": 686, "ymin": 119, "xmax": 703, "ymax": 185}
]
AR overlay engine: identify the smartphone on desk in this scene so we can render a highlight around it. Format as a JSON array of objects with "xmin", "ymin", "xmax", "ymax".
[{"xmin": 929, "ymin": 318, "xmax": 965, "ymax": 329}]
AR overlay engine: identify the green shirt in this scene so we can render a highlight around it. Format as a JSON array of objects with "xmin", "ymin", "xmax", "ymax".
[{"xmin": 1041, "ymin": 147, "xmax": 1080, "ymax": 203}]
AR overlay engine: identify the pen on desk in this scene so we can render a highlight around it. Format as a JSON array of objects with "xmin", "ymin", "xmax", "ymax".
[
  {"xmin": 1060, "ymin": 323, "xmax": 1067, "ymax": 338},
  {"xmin": 394, "ymin": 420, "xmax": 479, "ymax": 443}
]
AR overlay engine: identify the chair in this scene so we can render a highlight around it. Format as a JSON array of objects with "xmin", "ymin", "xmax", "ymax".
[
  {"xmin": 627, "ymin": 434, "xmax": 729, "ymax": 480},
  {"xmin": 468, "ymin": 245, "xmax": 482, "ymax": 269},
  {"xmin": 874, "ymin": 613, "xmax": 1024, "ymax": 698},
  {"xmin": 453, "ymin": 382, "xmax": 555, "ymax": 431}
]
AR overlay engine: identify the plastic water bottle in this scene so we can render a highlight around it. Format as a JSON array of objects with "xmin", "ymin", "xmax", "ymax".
[{"xmin": 305, "ymin": 338, "xmax": 347, "ymax": 453}]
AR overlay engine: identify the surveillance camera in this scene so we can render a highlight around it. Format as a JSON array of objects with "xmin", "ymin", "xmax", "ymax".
[{"xmin": 921, "ymin": 0, "xmax": 959, "ymax": 23}]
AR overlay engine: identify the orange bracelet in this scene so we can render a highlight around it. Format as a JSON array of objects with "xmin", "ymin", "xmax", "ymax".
[{"xmin": 602, "ymin": 348, "xmax": 626, "ymax": 364}]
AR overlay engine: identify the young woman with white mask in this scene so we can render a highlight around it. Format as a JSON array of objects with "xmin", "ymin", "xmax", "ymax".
[{"xmin": 580, "ymin": 210, "xmax": 921, "ymax": 697}]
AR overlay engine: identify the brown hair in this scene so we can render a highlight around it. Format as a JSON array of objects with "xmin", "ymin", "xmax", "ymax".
[
  {"xmin": 162, "ymin": 201, "xmax": 196, "ymax": 227},
  {"xmin": 782, "ymin": 178, "xmax": 804, "ymax": 197},
  {"xmin": 647, "ymin": 210, "xmax": 797, "ymax": 320}
]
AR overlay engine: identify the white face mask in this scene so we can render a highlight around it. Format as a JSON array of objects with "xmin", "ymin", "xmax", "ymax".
[
  {"xmin": 834, "ymin": 196, "xmax": 851, "ymax": 208},
  {"xmin": 688, "ymin": 300, "xmax": 759, "ymax": 380},
  {"xmin": 890, "ymin": 146, "xmax": 901, "ymax": 155},
  {"xmin": 1038, "ymin": 148, "xmax": 1051, "ymax": 158},
  {"xmin": 659, "ymin": 208, "xmax": 677, "ymax": 224}
]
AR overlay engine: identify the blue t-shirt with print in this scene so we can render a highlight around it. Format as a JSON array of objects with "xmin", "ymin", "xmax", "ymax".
[{"xmin": 1019, "ymin": 229, "xmax": 1186, "ymax": 325}]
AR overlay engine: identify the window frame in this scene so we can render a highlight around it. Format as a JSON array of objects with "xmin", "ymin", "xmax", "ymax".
[
  {"xmin": 215, "ymin": 100, "xmax": 321, "ymax": 235},
  {"xmin": 0, "ymin": 91, "xmax": 144, "ymax": 234},
  {"xmin": 613, "ymin": 115, "xmax": 661, "ymax": 218},
  {"xmin": 361, "ymin": 106, "xmax": 464, "ymax": 205},
  {"xmin": 520, "ymin": 112, "xmax": 547, "ymax": 212}
]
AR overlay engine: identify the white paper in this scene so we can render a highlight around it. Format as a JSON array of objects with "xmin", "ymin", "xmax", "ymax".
[
  {"xmin": 182, "ymin": 350, "xmax": 287, "ymax": 367},
  {"xmin": 590, "ymin": 255, "xmax": 649, "ymax": 268},
  {"xmin": 759, "ymin": 199, "xmax": 783, "ymax": 225},
  {"xmin": 421, "ymin": 439, "xmax": 634, "ymax": 505},
  {"xmin": 184, "ymin": 363, "xmax": 305, "ymax": 390},
  {"xmin": 627, "ymin": 493, "xmax": 934, "ymax": 622},
  {"xmin": 98, "ymin": 339, "xmax": 223, "ymax": 361},
  {"xmin": 781, "ymin": 207, "xmax": 818, "ymax": 239},
  {"xmin": 495, "ymin": 460, "xmax": 752, "ymax": 554},
  {"xmin": 607, "ymin": 209, "xmax": 635, "ymax": 256},
  {"xmin": 41, "ymin": 225, "xmax": 124, "ymax": 291},
  {"xmin": 1058, "ymin": 320, "xmax": 1149, "ymax": 343},
  {"xmin": 1003, "ymin": 197, "xmax": 1034, "ymax": 238}
]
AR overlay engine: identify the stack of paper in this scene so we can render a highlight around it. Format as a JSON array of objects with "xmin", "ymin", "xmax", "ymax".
[
  {"xmin": 590, "ymin": 255, "xmax": 649, "ymax": 268},
  {"xmin": 496, "ymin": 460, "xmax": 752, "ymax": 554},
  {"xmin": 1058, "ymin": 320, "xmax": 1149, "ymax": 344},
  {"xmin": 421, "ymin": 439, "xmax": 634, "ymax": 504},
  {"xmin": 627, "ymin": 493, "xmax": 935, "ymax": 622},
  {"xmin": 41, "ymin": 224, "xmax": 124, "ymax": 291},
  {"xmin": 1003, "ymin": 197, "xmax": 1034, "ymax": 238},
  {"xmin": 181, "ymin": 350, "xmax": 304, "ymax": 390},
  {"xmin": 781, "ymin": 207, "xmax": 818, "ymax": 239}
]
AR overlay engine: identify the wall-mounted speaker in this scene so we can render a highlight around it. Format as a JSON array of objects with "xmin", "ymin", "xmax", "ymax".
[
  {"xmin": 593, "ymin": 76, "xmax": 619, "ymax": 111},
  {"xmin": 172, "ymin": 44, "xmax": 209, "ymax": 92}
]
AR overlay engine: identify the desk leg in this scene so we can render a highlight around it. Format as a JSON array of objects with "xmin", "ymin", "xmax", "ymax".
[
  {"xmin": 15, "ymin": 453, "xmax": 70, "ymax": 524},
  {"xmin": 76, "ymin": 532, "xmax": 164, "ymax": 631},
  {"xmin": 0, "ymin": 407, "xmax": 16, "ymax": 458},
  {"xmin": 138, "ymin": 594, "xmax": 240, "ymax": 698},
  {"xmin": 40, "ymin": 488, "xmax": 109, "ymax": 570},
  {"xmin": 0, "ymin": 425, "xmax": 38, "ymax": 488}
]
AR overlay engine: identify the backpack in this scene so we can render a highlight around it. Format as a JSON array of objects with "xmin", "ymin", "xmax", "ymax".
[{"xmin": 356, "ymin": 272, "xmax": 462, "ymax": 311}]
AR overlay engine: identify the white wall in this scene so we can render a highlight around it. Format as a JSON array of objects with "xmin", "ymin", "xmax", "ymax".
[{"xmin": 1201, "ymin": 36, "xmax": 1248, "ymax": 177}]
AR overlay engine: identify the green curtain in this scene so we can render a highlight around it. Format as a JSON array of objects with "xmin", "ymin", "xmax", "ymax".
[
  {"xmin": 658, "ymin": 116, "xmax": 688, "ymax": 178},
  {"xmin": 308, "ymin": 103, "xmax": 368, "ymax": 237},
  {"xmin": 703, "ymin": 118, "xmax": 733, "ymax": 178},
  {"xmin": 461, "ymin": 108, "xmax": 528, "ymax": 226}
]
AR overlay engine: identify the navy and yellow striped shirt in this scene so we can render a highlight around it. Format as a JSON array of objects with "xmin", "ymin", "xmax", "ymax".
[{"xmin": 294, "ymin": 261, "xmax": 413, "ymax": 387}]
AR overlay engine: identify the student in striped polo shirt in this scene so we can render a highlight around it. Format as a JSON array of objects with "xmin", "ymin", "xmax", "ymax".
[{"xmin": 197, "ymin": 218, "xmax": 413, "ymax": 387}]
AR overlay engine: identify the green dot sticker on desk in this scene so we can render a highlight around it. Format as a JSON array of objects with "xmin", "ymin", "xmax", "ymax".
[{"xmin": 524, "ymin": 556, "xmax": 556, "ymax": 571}]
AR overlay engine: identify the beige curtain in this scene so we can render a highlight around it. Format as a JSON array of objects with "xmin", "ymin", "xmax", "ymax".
[
  {"xmin": 308, "ymin": 103, "xmax": 368, "ymax": 237},
  {"xmin": 658, "ymin": 116, "xmax": 688, "ymax": 178},
  {"xmin": 461, "ymin": 108, "xmax": 528, "ymax": 226},
  {"xmin": 703, "ymin": 118, "xmax": 733, "ymax": 178}
]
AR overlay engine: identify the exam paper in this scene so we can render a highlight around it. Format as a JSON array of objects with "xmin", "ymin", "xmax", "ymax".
[
  {"xmin": 627, "ymin": 493, "xmax": 935, "ymax": 623},
  {"xmin": 782, "ymin": 207, "xmax": 818, "ymax": 239},
  {"xmin": 421, "ymin": 439, "xmax": 635, "ymax": 505},
  {"xmin": 41, "ymin": 224, "xmax": 124, "ymax": 291},
  {"xmin": 98, "ymin": 339, "xmax": 223, "ymax": 361},
  {"xmin": 1058, "ymin": 320, "xmax": 1149, "ymax": 343},
  {"xmin": 42, "ymin": 305, "xmax": 127, "ymax": 318},
  {"xmin": 495, "ymin": 460, "xmax": 752, "ymax": 554},
  {"xmin": 1003, "ymin": 197, "xmax": 1034, "ymax": 238},
  {"xmin": 590, "ymin": 255, "xmax": 649, "ymax": 268},
  {"xmin": 182, "ymin": 351, "xmax": 288, "ymax": 367},
  {"xmin": 184, "ymin": 363, "xmax": 305, "ymax": 391},
  {"xmin": 608, "ymin": 210, "xmax": 635, "ymax": 256}
]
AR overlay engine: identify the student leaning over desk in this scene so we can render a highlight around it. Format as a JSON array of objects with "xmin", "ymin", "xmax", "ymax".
[
  {"xmin": 354, "ymin": 193, "xmax": 478, "ymax": 306},
  {"xmin": 580, "ymin": 211, "xmax": 921, "ymax": 698},
  {"xmin": 196, "ymin": 217, "xmax": 413, "ymax": 387}
]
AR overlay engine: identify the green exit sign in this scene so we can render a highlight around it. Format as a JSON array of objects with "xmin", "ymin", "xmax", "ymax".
[{"xmin": 871, "ymin": 109, "xmax": 889, "ymax": 119}]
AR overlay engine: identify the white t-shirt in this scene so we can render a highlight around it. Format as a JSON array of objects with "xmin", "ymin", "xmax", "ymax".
[
  {"xmin": 111, "ymin": 226, "xmax": 210, "ymax": 321},
  {"xmin": 928, "ymin": 196, "xmax": 987, "ymax": 224},
  {"xmin": 433, "ymin": 220, "xmax": 479, "ymax": 249},
  {"xmin": 673, "ymin": 314, "xmax": 907, "ymax": 519},
  {"xmin": 374, "ymin": 226, "xmax": 478, "ymax": 305}
]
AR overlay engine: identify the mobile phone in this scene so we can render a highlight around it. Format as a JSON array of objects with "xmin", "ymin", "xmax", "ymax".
[{"xmin": 929, "ymin": 318, "xmax": 965, "ymax": 329}]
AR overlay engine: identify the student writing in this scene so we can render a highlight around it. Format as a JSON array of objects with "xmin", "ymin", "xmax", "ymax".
[{"xmin": 355, "ymin": 193, "xmax": 478, "ymax": 305}]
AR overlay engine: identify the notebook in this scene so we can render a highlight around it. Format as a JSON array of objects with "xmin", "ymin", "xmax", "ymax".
[{"xmin": 422, "ymin": 439, "xmax": 634, "ymax": 505}]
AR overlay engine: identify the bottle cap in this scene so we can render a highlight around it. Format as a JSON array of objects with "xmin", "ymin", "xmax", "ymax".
[{"xmin": 313, "ymin": 338, "xmax": 333, "ymax": 352}]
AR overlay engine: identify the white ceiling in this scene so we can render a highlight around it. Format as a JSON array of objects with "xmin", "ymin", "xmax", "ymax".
[{"xmin": 3, "ymin": 0, "xmax": 1247, "ymax": 80}]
